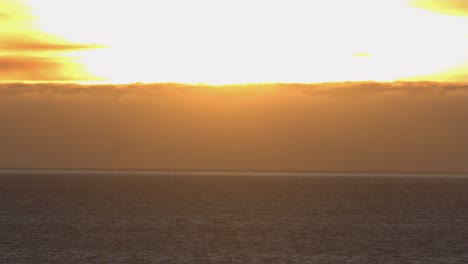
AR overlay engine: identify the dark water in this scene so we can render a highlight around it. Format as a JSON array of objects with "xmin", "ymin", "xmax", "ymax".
[{"xmin": 1, "ymin": 172, "xmax": 467, "ymax": 263}]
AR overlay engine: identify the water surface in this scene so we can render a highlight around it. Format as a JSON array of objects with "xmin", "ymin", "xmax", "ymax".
[{"xmin": 1, "ymin": 171, "xmax": 467, "ymax": 263}]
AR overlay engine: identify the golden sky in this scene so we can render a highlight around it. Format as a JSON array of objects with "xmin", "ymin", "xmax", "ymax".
[{"xmin": 1, "ymin": 0, "xmax": 467, "ymax": 83}]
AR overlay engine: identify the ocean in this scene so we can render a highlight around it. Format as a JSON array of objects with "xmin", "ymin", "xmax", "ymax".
[{"xmin": 1, "ymin": 170, "xmax": 467, "ymax": 263}]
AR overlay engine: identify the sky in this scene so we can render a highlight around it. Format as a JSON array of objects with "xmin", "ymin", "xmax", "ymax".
[
  {"xmin": 1, "ymin": 0, "xmax": 467, "ymax": 83},
  {"xmin": 0, "ymin": 0, "xmax": 467, "ymax": 173}
]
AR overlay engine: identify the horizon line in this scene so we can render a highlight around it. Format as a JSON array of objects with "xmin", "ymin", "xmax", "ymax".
[
  {"xmin": 1, "ymin": 80, "xmax": 467, "ymax": 86},
  {"xmin": 1, "ymin": 168, "xmax": 467, "ymax": 178}
]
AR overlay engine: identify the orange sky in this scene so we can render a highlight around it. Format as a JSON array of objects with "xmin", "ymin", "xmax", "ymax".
[
  {"xmin": 0, "ymin": 0, "xmax": 467, "ymax": 83},
  {"xmin": 1, "ymin": 0, "xmax": 467, "ymax": 173}
]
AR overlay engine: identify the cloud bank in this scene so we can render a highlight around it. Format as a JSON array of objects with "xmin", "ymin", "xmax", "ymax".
[{"xmin": 1, "ymin": 82, "xmax": 467, "ymax": 173}]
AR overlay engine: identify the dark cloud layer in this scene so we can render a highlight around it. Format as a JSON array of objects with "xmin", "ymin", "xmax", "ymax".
[
  {"xmin": 0, "ymin": 36, "xmax": 104, "ymax": 52},
  {"xmin": 1, "ymin": 82, "xmax": 467, "ymax": 173},
  {"xmin": 0, "ymin": 56, "xmax": 92, "ymax": 81}
]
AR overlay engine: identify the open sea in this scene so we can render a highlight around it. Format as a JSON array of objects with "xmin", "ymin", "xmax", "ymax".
[{"xmin": 1, "ymin": 170, "xmax": 467, "ymax": 263}]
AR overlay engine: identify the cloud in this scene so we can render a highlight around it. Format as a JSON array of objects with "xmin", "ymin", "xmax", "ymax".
[
  {"xmin": 0, "ymin": 56, "xmax": 94, "ymax": 81},
  {"xmin": 409, "ymin": 0, "xmax": 468, "ymax": 16},
  {"xmin": 0, "ymin": 1, "xmax": 102, "ymax": 81},
  {"xmin": 1, "ymin": 81, "xmax": 466, "ymax": 97},
  {"xmin": 0, "ymin": 82, "xmax": 467, "ymax": 173},
  {"xmin": 0, "ymin": 36, "xmax": 105, "ymax": 52},
  {"xmin": 0, "ymin": 12, "xmax": 13, "ymax": 20}
]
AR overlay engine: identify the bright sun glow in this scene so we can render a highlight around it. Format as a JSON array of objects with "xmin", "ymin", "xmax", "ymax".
[{"xmin": 24, "ymin": 0, "xmax": 467, "ymax": 84}]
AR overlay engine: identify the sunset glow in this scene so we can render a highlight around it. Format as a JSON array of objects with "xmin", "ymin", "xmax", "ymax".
[{"xmin": 2, "ymin": 0, "xmax": 467, "ymax": 83}]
